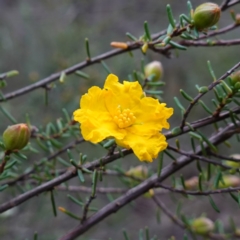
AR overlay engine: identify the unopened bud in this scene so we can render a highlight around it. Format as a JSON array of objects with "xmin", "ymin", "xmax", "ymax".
[
  {"xmin": 3, "ymin": 124, "xmax": 30, "ymax": 151},
  {"xmin": 224, "ymin": 154, "xmax": 240, "ymax": 174},
  {"xmin": 110, "ymin": 42, "xmax": 128, "ymax": 50},
  {"xmin": 191, "ymin": 217, "xmax": 214, "ymax": 235},
  {"xmin": 144, "ymin": 61, "xmax": 163, "ymax": 82},
  {"xmin": 141, "ymin": 43, "xmax": 148, "ymax": 54},
  {"xmin": 193, "ymin": 3, "xmax": 221, "ymax": 31},
  {"xmin": 218, "ymin": 175, "xmax": 240, "ymax": 189},
  {"xmin": 185, "ymin": 176, "xmax": 199, "ymax": 190},
  {"xmin": 126, "ymin": 165, "xmax": 148, "ymax": 179},
  {"xmin": 144, "ymin": 189, "xmax": 154, "ymax": 198},
  {"xmin": 235, "ymin": 228, "xmax": 240, "ymax": 237},
  {"xmin": 235, "ymin": 14, "xmax": 240, "ymax": 24},
  {"xmin": 230, "ymin": 70, "xmax": 240, "ymax": 85}
]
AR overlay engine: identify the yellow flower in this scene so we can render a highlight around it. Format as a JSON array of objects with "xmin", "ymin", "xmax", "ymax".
[{"xmin": 73, "ymin": 74, "xmax": 173, "ymax": 162}]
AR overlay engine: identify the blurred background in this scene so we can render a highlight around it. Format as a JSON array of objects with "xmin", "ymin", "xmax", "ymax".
[{"xmin": 0, "ymin": 0, "xmax": 240, "ymax": 239}]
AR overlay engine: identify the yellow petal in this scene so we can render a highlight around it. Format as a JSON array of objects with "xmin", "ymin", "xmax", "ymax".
[
  {"xmin": 74, "ymin": 86, "xmax": 126, "ymax": 143},
  {"xmin": 104, "ymin": 74, "xmax": 143, "ymax": 115},
  {"xmin": 116, "ymin": 132, "xmax": 168, "ymax": 162},
  {"xmin": 129, "ymin": 97, "xmax": 173, "ymax": 134}
]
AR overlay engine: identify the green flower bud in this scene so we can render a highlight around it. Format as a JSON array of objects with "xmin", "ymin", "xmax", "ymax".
[
  {"xmin": 230, "ymin": 70, "xmax": 240, "ymax": 85},
  {"xmin": 144, "ymin": 61, "xmax": 163, "ymax": 82},
  {"xmin": 126, "ymin": 165, "xmax": 148, "ymax": 179},
  {"xmin": 3, "ymin": 123, "xmax": 30, "ymax": 151},
  {"xmin": 184, "ymin": 176, "xmax": 199, "ymax": 190},
  {"xmin": 218, "ymin": 175, "xmax": 240, "ymax": 189},
  {"xmin": 191, "ymin": 217, "xmax": 214, "ymax": 235},
  {"xmin": 126, "ymin": 165, "xmax": 149, "ymax": 189},
  {"xmin": 224, "ymin": 154, "xmax": 240, "ymax": 174},
  {"xmin": 235, "ymin": 14, "xmax": 240, "ymax": 25},
  {"xmin": 143, "ymin": 189, "xmax": 154, "ymax": 198},
  {"xmin": 193, "ymin": 3, "xmax": 221, "ymax": 31},
  {"xmin": 235, "ymin": 228, "xmax": 240, "ymax": 237}
]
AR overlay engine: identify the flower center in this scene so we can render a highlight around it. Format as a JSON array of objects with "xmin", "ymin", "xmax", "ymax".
[{"xmin": 113, "ymin": 105, "xmax": 136, "ymax": 129}]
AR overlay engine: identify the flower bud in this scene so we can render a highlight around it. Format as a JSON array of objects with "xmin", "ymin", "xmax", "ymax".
[
  {"xmin": 235, "ymin": 14, "xmax": 240, "ymax": 25},
  {"xmin": 190, "ymin": 217, "xmax": 214, "ymax": 235},
  {"xmin": 3, "ymin": 123, "xmax": 30, "ymax": 151},
  {"xmin": 126, "ymin": 165, "xmax": 148, "ymax": 179},
  {"xmin": 110, "ymin": 42, "xmax": 128, "ymax": 50},
  {"xmin": 185, "ymin": 176, "xmax": 199, "ymax": 190},
  {"xmin": 144, "ymin": 61, "xmax": 163, "ymax": 82},
  {"xmin": 193, "ymin": 3, "xmax": 221, "ymax": 31},
  {"xmin": 224, "ymin": 154, "xmax": 240, "ymax": 174},
  {"xmin": 230, "ymin": 70, "xmax": 240, "ymax": 85},
  {"xmin": 217, "ymin": 175, "xmax": 240, "ymax": 189},
  {"xmin": 144, "ymin": 189, "xmax": 154, "ymax": 198},
  {"xmin": 235, "ymin": 228, "xmax": 240, "ymax": 237}
]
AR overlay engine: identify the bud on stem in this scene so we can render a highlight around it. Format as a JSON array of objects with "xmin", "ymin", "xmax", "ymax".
[
  {"xmin": 190, "ymin": 217, "xmax": 214, "ymax": 235},
  {"xmin": 144, "ymin": 61, "xmax": 163, "ymax": 82},
  {"xmin": 193, "ymin": 3, "xmax": 221, "ymax": 31},
  {"xmin": 2, "ymin": 123, "xmax": 30, "ymax": 151}
]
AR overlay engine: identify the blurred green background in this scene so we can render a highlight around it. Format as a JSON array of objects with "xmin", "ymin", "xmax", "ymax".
[{"xmin": 0, "ymin": 0, "xmax": 240, "ymax": 239}]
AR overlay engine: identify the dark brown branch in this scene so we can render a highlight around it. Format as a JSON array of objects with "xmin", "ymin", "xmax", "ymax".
[
  {"xmin": 167, "ymin": 145, "xmax": 232, "ymax": 169},
  {"xmin": 157, "ymin": 184, "xmax": 240, "ymax": 196},
  {"xmin": 1, "ymin": 138, "xmax": 84, "ymax": 187},
  {"xmin": 152, "ymin": 196, "xmax": 226, "ymax": 240},
  {"xmin": 0, "ymin": 149, "xmax": 132, "ymax": 213},
  {"xmin": 56, "ymin": 185, "xmax": 128, "ymax": 194},
  {"xmin": 177, "ymin": 39, "xmax": 240, "ymax": 47},
  {"xmin": 209, "ymin": 151, "xmax": 240, "ymax": 162},
  {"xmin": 161, "ymin": 23, "xmax": 240, "ymax": 54},
  {"xmin": 1, "ymin": 21, "xmax": 239, "ymax": 103},
  {"xmin": 3, "ymin": 104, "xmax": 240, "ymax": 188},
  {"xmin": 0, "ymin": 29, "xmax": 167, "ymax": 103},
  {"xmin": 152, "ymin": 196, "xmax": 185, "ymax": 229},
  {"xmin": 221, "ymin": 0, "xmax": 240, "ymax": 10},
  {"xmin": 58, "ymin": 123, "xmax": 239, "ymax": 240}
]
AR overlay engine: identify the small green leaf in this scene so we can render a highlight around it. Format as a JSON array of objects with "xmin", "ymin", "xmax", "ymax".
[
  {"xmin": 123, "ymin": 229, "xmax": 130, "ymax": 240},
  {"xmin": 67, "ymin": 194, "xmax": 84, "ymax": 206},
  {"xmin": 126, "ymin": 32, "xmax": 138, "ymax": 41},
  {"xmin": 169, "ymin": 41, "xmax": 187, "ymax": 50},
  {"xmin": 144, "ymin": 21, "xmax": 152, "ymax": 41},
  {"xmin": 50, "ymin": 190, "xmax": 57, "ymax": 217},
  {"xmin": 166, "ymin": 4, "xmax": 176, "ymax": 28},
  {"xmin": 171, "ymin": 126, "xmax": 182, "ymax": 136},
  {"xmin": 180, "ymin": 89, "xmax": 193, "ymax": 101},
  {"xmin": 198, "ymin": 86, "xmax": 208, "ymax": 93},
  {"xmin": 207, "ymin": 60, "xmax": 217, "ymax": 82},
  {"xmin": 77, "ymin": 169, "xmax": 85, "ymax": 183},
  {"xmin": 209, "ymin": 195, "xmax": 220, "ymax": 213},
  {"xmin": 174, "ymin": 97, "xmax": 185, "ymax": 112},
  {"xmin": 85, "ymin": 38, "xmax": 91, "ymax": 59},
  {"xmin": 157, "ymin": 152, "xmax": 163, "ymax": 177},
  {"xmin": 74, "ymin": 70, "xmax": 90, "ymax": 80}
]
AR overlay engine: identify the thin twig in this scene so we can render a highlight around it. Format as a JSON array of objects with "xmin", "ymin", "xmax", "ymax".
[
  {"xmin": 221, "ymin": 0, "xmax": 240, "ymax": 10},
  {"xmin": 0, "ymin": 138, "xmax": 84, "ymax": 187},
  {"xmin": 152, "ymin": 196, "xmax": 185, "ymax": 228},
  {"xmin": 3, "ymin": 104, "xmax": 240, "ymax": 188},
  {"xmin": 176, "ymin": 39, "xmax": 240, "ymax": 48},
  {"xmin": 167, "ymin": 145, "xmax": 232, "ymax": 169},
  {"xmin": 56, "ymin": 185, "xmax": 128, "ymax": 194},
  {"xmin": 156, "ymin": 184, "xmax": 240, "ymax": 196},
  {"xmin": 1, "ymin": 21, "xmax": 239, "ymax": 103},
  {"xmin": 179, "ymin": 61, "xmax": 240, "ymax": 129},
  {"xmin": 58, "ymin": 123, "xmax": 239, "ymax": 240},
  {"xmin": 0, "ymin": 149, "xmax": 132, "ymax": 213},
  {"xmin": 209, "ymin": 151, "xmax": 240, "ymax": 162},
  {"xmin": 81, "ymin": 196, "xmax": 95, "ymax": 223}
]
